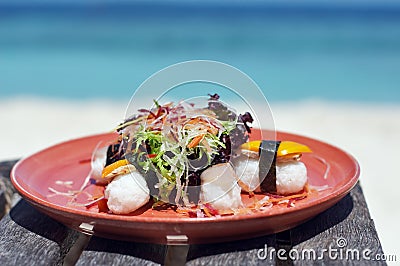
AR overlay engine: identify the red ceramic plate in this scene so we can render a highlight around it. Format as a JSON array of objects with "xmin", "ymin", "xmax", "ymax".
[{"xmin": 11, "ymin": 130, "xmax": 359, "ymax": 244}]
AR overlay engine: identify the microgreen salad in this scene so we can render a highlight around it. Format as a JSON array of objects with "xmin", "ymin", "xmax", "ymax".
[
  {"xmin": 49, "ymin": 94, "xmax": 320, "ymax": 217},
  {"xmin": 104, "ymin": 94, "xmax": 254, "ymax": 206}
]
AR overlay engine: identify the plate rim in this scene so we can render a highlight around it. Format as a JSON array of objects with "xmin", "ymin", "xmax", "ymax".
[{"xmin": 11, "ymin": 130, "xmax": 360, "ymax": 224}]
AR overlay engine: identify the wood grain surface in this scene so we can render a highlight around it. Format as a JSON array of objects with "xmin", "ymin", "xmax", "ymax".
[{"xmin": 0, "ymin": 160, "xmax": 386, "ymax": 265}]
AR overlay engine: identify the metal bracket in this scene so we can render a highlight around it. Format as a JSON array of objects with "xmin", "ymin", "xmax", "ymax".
[
  {"xmin": 78, "ymin": 222, "xmax": 95, "ymax": 235},
  {"xmin": 165, "ymin": 235, "xmax": 190, "ymax": 266}
]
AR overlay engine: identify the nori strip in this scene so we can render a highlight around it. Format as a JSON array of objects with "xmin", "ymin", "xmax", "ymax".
[
  {"xmin": 259, "ymin": 140, "xmax": 281, "ymax": 193},
  {"xmin": 184, "ymin": 171, "xmax": 201, "ymax": 204},
  {"xmin": 105, "ymin": 143, "xmax": 122, "ymax": 166}
]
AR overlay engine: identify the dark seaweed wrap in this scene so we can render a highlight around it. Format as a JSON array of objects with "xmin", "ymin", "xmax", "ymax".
[
  {"xmin": 105, "ymin": 143, "xmax": 122, "ymax": 166},
  {"xmin": 259, "ymin": 140, "xmax": 281, "ymax": 193}
]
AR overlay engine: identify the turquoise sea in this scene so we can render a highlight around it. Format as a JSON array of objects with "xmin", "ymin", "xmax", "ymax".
[{"xmin": 1, "ymin": 2, "xmax": 400, "ymax": 102}]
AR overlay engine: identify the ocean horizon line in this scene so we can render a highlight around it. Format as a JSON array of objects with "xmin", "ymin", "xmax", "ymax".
[{"xmin": 1, "ymin": 1, "xmax": 400, "ymax": 18}]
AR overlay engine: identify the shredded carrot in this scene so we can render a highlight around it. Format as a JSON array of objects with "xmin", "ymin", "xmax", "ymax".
[
  {"xmin": 268, "ymin": 191, "xmax": 308, "ymax": 204},
  {"xmin": 203, "ymin": 207, "xmax": 212, "ymax": 217},
  {"xmin": 266, "ymin": 184, "xmax": 310, "ymax": 204},
  {"xmin": 101, "ymin": 159, "xmax": 129, "ymax": 178},
  {"xmin": 97, "ymin": 198, "xmax": 109, "ymax": 213},
  {"xmin": 172, "ymin": 186, "xmax": 312, "ymax": 218},
  {"xmin": 187, "ymin": 134, "xmax": 205, "ymax": 149},
  {"xmin": 185, "ymin": 118, "xmax": 218, "ymax": 135}
]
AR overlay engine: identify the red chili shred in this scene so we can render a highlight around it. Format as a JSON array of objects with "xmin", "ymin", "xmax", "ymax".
[{"xmin": 204, "ymin": 203, "xmax": 219, "ymax": 216}]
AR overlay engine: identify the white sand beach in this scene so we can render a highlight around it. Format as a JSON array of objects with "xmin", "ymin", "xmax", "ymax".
[{"xmin": 0, "ymin": 97, "xmax": 399, "ymax": 259}]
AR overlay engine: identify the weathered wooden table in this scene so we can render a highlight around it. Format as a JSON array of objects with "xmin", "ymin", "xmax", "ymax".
[{"xmin": 0, "ymin": 160, "xmax": 386, "ymax": 265}]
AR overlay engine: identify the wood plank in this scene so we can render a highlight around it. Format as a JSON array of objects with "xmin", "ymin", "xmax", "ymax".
[
  {"xmin": 0, "ymin": 160, "xmax": 386, "ymax": 265},
  {"xmin": 0, "ymin": 160, "xmax": 19, "ymax": 179},
  {"xmin": 0, "ymin": 159, "xmax": 19, "ymax": 218},
  {"xmin": 75, "ymin": 232, "xmax": 278, "ymax": 266},
  {"xmin": 187, "ymin": 235, "xmax": 277, "ymax": 266},
  {"xmin": 0, "ymin": 190, "xmax": 5, "ymax": 219},
  {"xmin": 76, "ymin": 236, "xmax": 166, "ymax": 266},
  {"xmin": 0, "ymin": 199, "xmax": 79, "ymax": 265},
  {"xmin": 288, "ymin": 183, "xmax": 386, "ymax": 265}
]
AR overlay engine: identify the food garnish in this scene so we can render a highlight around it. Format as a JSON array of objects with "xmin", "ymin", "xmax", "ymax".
[{"xmin": 48, "ymin": 93, "xmax": 325, "ymax": 217}]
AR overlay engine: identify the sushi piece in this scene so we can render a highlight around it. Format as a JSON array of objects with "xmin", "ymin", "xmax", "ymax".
[
  {"xmin": 93, "ymin": 155, "xmax": 151, "ymax": 214},
  {"xmin": 105, "ymin": 168, "xmax": 150, "ymax": 214},
  {"xmin": 199, "ymin": 163, "xmax": 242, "ymax": 211},
  {"xmin": 234, "ymin": 140, "xmax": 311, "ymax": 195},
  {"xmin": 275, "ymin": 160, "xmax": 307, "ymax": 195}
]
